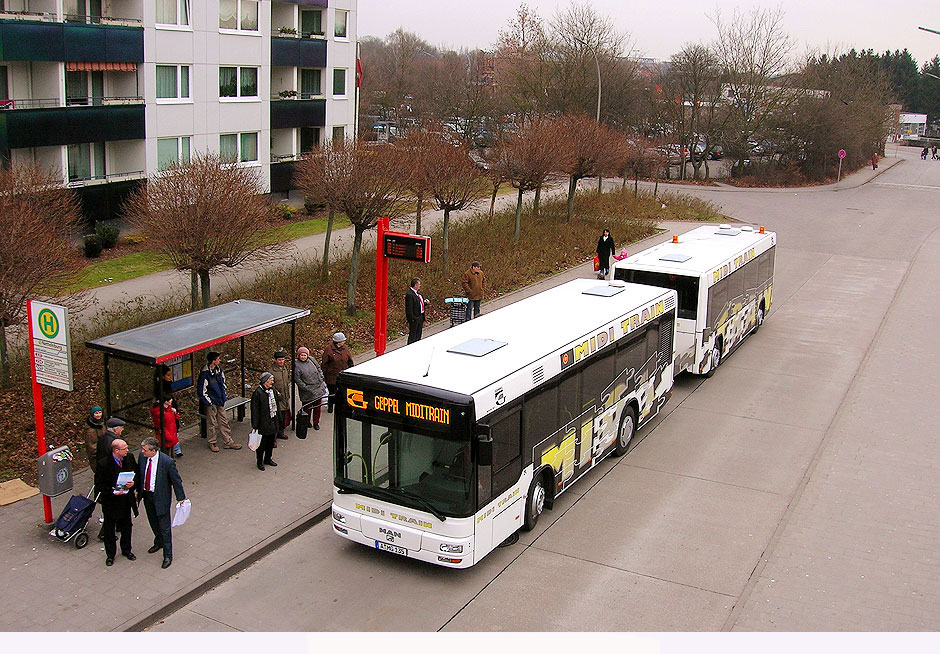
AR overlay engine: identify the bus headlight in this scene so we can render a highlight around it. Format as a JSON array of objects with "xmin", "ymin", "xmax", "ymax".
[
  {"xmin": 333, "ymin": 510, "xmax": 347, "ymax": 524},
  {"xmin": 440, "ymin": 543, "xmax": 463, "ymax": 554}
]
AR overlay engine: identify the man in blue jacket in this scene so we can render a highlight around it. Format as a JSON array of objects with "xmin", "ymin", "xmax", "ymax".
[
  {"xmin": 138, "ymin": 436, "xmax": 186, "ymax": 569},
  {"xmin": 198, "ymin": 351, "xmax": 242, "ymax": 453}
]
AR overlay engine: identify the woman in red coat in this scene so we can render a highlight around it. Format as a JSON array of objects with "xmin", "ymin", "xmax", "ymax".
[{"xmin": 150, "ymin": 398, "xmax": 181, "ymax": 456}]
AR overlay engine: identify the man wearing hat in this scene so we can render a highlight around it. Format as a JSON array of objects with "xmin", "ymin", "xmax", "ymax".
[
  {"xmin": 251, "ymin": 372, "xmax": 281, "ymax": 471},
  {"xmin": 96, "ymin": 416, "xmax": 125, "ymax": 471},
  {"xmin": 267, "ymin": 350, "xmax": 292, "ymax": 440},
  {"xmin": 198, "ymin": 351, "xmax": 242, "ymax": 453},
  {"xmin": 321, "ymin": 333, "xmax": 354, "ymax": 414}
]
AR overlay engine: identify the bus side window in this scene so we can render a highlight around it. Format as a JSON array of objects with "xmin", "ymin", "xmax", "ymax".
[
  {"xmin": 708, "ymin": 278, "xmax": 728, "ymax": 327},
  {"xmin": 557, "ymin": 373, "xmax": 580, "ymax": 427},
  {"xmin": 744, "ymin": 259, "xmax": 759, "ymax": 294},
  {"xmin": 727, "ymin": 268, "xmax": 745, "ymax": 305},
  {"xmin": 616, "ymin": 333, "xmax": 646, "ymax": 388},
  {"xmin": 490, "ymin": 407, "xmax": 522, "ymax": 496},
  {"xmin": 582, "ymin": 349, "xmax": 615, "ymax": 408},
  {"xmin": 758, "ymin": 248, "xmax": 775, "ymax": 285},
  {"xmin": 523, "ymin": 384, "xmax": 556, "ymax": 464}
]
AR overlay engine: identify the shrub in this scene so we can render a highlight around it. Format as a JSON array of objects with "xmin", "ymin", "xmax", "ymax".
[
  {"xmin": 83, "ymin": 234, "xmax": 103, "ymax": 258},
  {"xmin": 275, "ymin": 203, "xmax": 298, "ymax": 220},
  {"xmin": 124, "ymin": 234, "xmax": 148, "ymax": 245},
  {"xmin": 95, "ymin": 222, "xmax": 120, "ymax": 248},
  {"xmin": 304, "ymin": 196, "xmax": 325, "ymax": 214}
]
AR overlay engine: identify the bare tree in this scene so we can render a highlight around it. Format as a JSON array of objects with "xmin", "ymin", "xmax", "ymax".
[
  {"xmin": 293, "ymin": 147, "xmax": 342, "ymax": 281},
  {"xmin": 494, "ymin": 3, "xmax": 553, "ymax": 123},
  {"xmin": 421, "ymin": 135, "xmax": 490, "ymax": 268},
  {"xmin": 0, "ymin": 163, "xmax": 83, "ymax": 386},
  {"xmin": 552, "ymin": 113, "xmax": 621, "ymax": 222},
  {"xmin": 397, "ymin": 128, "xmax": 438, "ymax": 234},
  {"xmin": 123, "ymin": 152, "xmax": 281, "ymax": 310}
]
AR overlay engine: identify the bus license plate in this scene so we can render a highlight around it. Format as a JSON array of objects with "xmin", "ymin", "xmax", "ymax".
[{"xmin": 375, "ymin": 541, "xmax": 407, "ymax": 556}]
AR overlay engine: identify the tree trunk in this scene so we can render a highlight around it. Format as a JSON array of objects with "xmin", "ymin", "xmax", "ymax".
[
  {"xmin": 566, "ymin": 175, "xmax": 577, "ymax": 222},
  {"xmin": 533, "ymin": 185, "xmax": 541, "ymax": 217},
  {"xmin": 320, "ymin": 208, "xmax": 335, "ymax": 283},
  {"xmin": 0, "ymin": 324, "xmax": 8, "ymax": 388},
  {"xmin": 597, "ymin": 175, "xmax": 603, "ymax": 194},
  {"xmin": 346, "ymin": 227, "xmax": 363, "ymax": 317},
  {"xmin": 199, "ymin": 269, "xmax": 210, "ymax": 309},
  {"xmin": 654, "ymin": 179, "xmax": 659, "ymax": 197},
  {"xmin": 190, "ymin": 270, "xmax": 199, "ymax": 311},
  {"xmin": 489, "ymin": 182, "xmax": 498, "ymax": 217},
  {"xmin": 514, "ymin": 187, "xmax": 523, "ymax": 242},
  {"xmin": 442, "ymin": 208, "xmax": 451, "ymax": 268},
  {"xmin": 634, "ymin": 177, "xmax": 639, "ymax": 198},
  {"xmin": 415, "ymin": 195, "xmax": 423, "ymax": 234}
]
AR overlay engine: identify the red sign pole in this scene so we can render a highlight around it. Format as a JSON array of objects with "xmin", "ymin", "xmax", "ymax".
[
  {"xmin": 374, "ymin": 217, "xmax": 390, "ymax": 356},
  {"xmin": 27, "ymin": 300, "xmax": 53, "ymax": 524}
]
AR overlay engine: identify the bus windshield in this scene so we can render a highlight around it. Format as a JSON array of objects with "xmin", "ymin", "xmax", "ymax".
[
  {"xmin": 616, "ymin": 269, "xmax": 699, "ymax": 320},
  {"xmin": 336, "ymin": 416, "xmax": 475, "ymax": 518}
]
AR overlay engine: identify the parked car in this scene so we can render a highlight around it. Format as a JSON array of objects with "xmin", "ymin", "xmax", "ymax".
[{"xmin": 692, "ymin": 143, "xmax": 724, "ymax": 161}]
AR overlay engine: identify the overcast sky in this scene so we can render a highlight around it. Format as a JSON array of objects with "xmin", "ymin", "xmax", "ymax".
[{"xmin": 358, "ymin": 1, "xmax": 940, "ymax": 68}]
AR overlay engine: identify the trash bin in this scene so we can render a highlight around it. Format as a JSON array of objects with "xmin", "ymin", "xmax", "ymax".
[
  {"xmin": 445, "ymin": 297, "xmax": 469, "ymax": 327},
  {"xmin": 37, "ymin": 446, "xmax": 73, "ymax": 498}
]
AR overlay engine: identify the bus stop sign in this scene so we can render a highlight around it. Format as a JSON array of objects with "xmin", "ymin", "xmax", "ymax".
[{"xmin": 383, "ymin": 231, "xmax": 431, "ymax": 264}]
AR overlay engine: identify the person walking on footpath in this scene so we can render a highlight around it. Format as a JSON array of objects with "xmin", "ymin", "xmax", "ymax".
[
  {"xmin": 138, "ymin": 436, "xmax": 186, "ymax": 569},
  {"xmin": 95, "ymin": 438, "xmax": 138, "ymax": 567},
  {"xmin": 321, "ymin": 333, "xmax": 353, "ymax": 414},
  {"xmin": 252, "ymin": 372, "xmax": 281, "ymax": 471},
  {"xmin": 596, "ymin": 229, "xmax": 615, "ymax": 280},
  {"xmin": 268, "ymin": 350, "xmax": 292, "ymax": 441},
  {"xmin": 198, "ymin": 351, "xmax": 242, "ymax": 453},
  {"xmin": 461, "ymin": 261, "xmax": 486, "ymax": 321},
  {"xmin": 84, "ymin": 405, "xmax": 106, "ymax": 476},
  {"xmin": 406, "ymin": 277, "xmax": 429, "ymax": 344},
  {"xmin": 294, "ymin": 346, "xmax": 326, "ymax": 431}
]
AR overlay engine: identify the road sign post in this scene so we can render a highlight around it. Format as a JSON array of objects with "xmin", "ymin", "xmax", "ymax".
[
  {"xmin": 838, "ymin": 149, "xmax": 846, "ymax": 183},
  {"xmin": 27, "ymin": 300, "xmax": 73, "ymax": 524},
  {"xmin": 374, "ymin": 219, "xmax": 431, "ymax": 356}
]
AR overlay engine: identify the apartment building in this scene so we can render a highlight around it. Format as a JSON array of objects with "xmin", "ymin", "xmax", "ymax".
[{"xmin": 0, "ymin": 0, "xmax": 357, "ymax": 219}]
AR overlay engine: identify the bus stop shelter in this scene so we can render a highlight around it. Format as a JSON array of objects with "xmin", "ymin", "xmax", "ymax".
[{"xmin": 86, "ymin": 299, "xmax": 310, "ymax": 448}]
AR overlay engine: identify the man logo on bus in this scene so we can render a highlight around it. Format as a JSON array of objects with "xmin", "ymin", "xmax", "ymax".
[{"xmin": 346, "ymin": 389, "xmax": 368, "ymax": 410}]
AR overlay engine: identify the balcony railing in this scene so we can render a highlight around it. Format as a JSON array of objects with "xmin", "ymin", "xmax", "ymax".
[
  {"xmin": 271, "ymin": 92, "xmax": 324, "ymax": 101},
  {"xmin": 67, "ymin": 169, "xmax": 146, "ymax": 187},
  {"xmin": 0, "ymin": 12, "xmax": 141, "ymax": 26},
  {"xmin": 0, "ymin": 10, "xmax": 55, "ymax": 22},
  {"xmin": 272, "ymin": 29, "xmax": 325, "ymax": 39},
  {"xmin": 1, "ymin": 96, "xmax": 143, "ymax": 110}
]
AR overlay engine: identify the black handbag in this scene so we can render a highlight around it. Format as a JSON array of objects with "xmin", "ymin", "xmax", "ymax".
[{"xmin": 295, "ymin": 408, "xmax": 310, "ymax": 440}]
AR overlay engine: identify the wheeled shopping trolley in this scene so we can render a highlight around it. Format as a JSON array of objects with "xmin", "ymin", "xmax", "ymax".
[
  {"xmin": 49, "ymin": 488, "xmax": 98, "ymax": 549},
  {"xmin": 445, "ymin": 297, "xmax": 469, "ymax": 327}
]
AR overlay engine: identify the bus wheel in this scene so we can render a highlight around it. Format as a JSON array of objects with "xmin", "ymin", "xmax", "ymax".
[
  {"xmin": 705, "ymin": 340, "xmax": 722, "ymax": 378},
  {"xmin": 754, "ymin": 304, "xmax": 765, "ymax": 333},
  {"xmin": 522, "ymin": 474, "xmax": 547, "ymax": 531},
  {"xmin": 613, "ymin": 405, "xmax": 636, "ymax": 457}
]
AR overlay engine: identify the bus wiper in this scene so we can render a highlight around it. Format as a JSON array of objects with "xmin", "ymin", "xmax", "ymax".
[{"xmin": 380, "ymin": 486, "xmax": 447, "ymax": 522}]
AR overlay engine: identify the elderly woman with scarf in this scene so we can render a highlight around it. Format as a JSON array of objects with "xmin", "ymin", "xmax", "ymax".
[
  {"xmin": 251, "ymin": 372, "xmax": 281, "ymax": 471},
  {"xmin": 84, "ymin": 405, "xmax": 107, "ymax": 475}
]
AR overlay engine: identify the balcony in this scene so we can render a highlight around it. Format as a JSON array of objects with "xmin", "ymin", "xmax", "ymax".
[
  {"xmin": 0, "ymin": 18, "xmax": 143, "ymax": 63},
  {"xmin": 271, "ymin": 34, "xmax": 326, "ymax": 68},
  {"xmin": 275, "ymin": 1, "xmax": 328, "ymax": 6},
  {"xmin": 270, "ymin": 97, "xmax": 325, "ymax": 130},
  {"xmin": 0, "ymin": 101, "xmax": 144, "ymax": 149}
]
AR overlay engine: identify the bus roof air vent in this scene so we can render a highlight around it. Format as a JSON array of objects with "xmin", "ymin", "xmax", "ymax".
[
  {"xmin": 659, "ymin": 253, "xmax": 692, "ymax": 263},
  {"xmin": 715, "ymin": 224, "xmax": 741, "ymax": 236},
  {"xmin": 447, "ymin": 338, "xmax": 507, "ymax": 357},
  {"xmin": 583, "ymin": 285, "xmax": 624, "ymax": 297}
]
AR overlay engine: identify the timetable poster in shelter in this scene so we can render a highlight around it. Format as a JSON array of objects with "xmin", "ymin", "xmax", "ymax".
[{"xmin": 165, "ymin": 354, "xmax": 193, "ymax": 392}]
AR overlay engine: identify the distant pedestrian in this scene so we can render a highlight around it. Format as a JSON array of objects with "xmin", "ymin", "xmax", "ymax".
[
  {"xmin": 922, "ymin": 147, "xmax": 929, "ymax": 160},
  {"xmin": 294, "ymin": 346, "xmax": 326, "ymax": 431},
  {"xmin": 95, "ymin": 438, "xmax": 138, "ymax": 567},
  {"xmin": 321, "ymin": 333, "xmax": 353, "ymax": 414},
  {"xmin": 84, "ymin": 405, "xmax": 106, "ymax": 475},
  {"xmin": 933, "ymin": 146, "xmax": 938, "ymax": 160},
  {"xmin": 138, "ymin": 436, "xmax": 186, "ymax": 569},
  {"xmin": 405, "ymin": 277, "xmax": 428, "ymax": 344},
  {"xmin": 596, "ymin": 229, "xmax": 616, "ymax": 280},
  {"xmin": 268, "ymin": 350, "xmax": 292, "ymax": 441},
  {"xmin": 461, "ymin": 261, "xmax": 486, "ymax": 320},
  {"xmin": 251, "ymin": 372, "xmax": 281, "ymax": 471},
  {"xmin": 198, "ymin": 351, "xmax": 242, "ymax": 453}
]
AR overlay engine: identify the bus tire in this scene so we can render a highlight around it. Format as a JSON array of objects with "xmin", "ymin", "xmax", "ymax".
[
  {"xmin": 754, "ymin": 303, "xmax": 765, "ymax": 333},
  {"xmin": 522, "ymin": 473, "xmax": 548, "ymax": 531},
  {"xmin": 613, "ymin": 405, "xmax": 636, "ymax": 457},
  {"xmin": 705, "ymin": 339, "xmax": 722, "ymax": 378}
]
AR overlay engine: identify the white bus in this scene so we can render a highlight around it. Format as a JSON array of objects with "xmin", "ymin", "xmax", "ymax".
[
  {"xmin": 614, "ymin": 224, "xmax": 776, "ymax": 377},
  {"xmin": 332, "ymin": 279, "xmax": 677, "ymax": 568}
]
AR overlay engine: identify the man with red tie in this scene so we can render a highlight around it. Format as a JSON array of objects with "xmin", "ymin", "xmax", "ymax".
[
  {"xmin": 139, "ymin": 436, "xmax": 186, "ymax": 569},
  {"xmin": 95, "ymin": 438, "xmax": 138, "ymax": 567},
  {"xmin": 405, "ymin": 277, "xmax": 430, "ymax": 344}
]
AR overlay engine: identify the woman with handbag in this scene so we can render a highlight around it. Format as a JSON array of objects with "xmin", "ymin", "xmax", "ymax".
[
  {"xmin": 250, "ymin": 372, "xmax": 281, "ymax": 471},
  {"xmin": 294, "ymin": 346, "xmax": 326, "ymax": 432},
  {"xmin": 596, "ymin": 228, "xmax": 615, "ymax": 280}
]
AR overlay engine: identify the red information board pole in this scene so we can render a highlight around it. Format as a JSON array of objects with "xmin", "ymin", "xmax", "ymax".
[
  {"xmin": 374, "ymin": 217, "xmax": 390, "ymax": 356},
  {"xmin": 27, "ymin": 299, "xmax": 53, "ymax": 524}
]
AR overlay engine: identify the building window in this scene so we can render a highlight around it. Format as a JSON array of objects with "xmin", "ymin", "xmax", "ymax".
[
  {"xmin": 219, "ymin": 67, "xmax": 257, "ymax": 99},
  {"xmin": 156, "ymin": 65, "xmax": 190, "ymax": 100},
  {"xmin": 300, "ymin": 69, "xmax": 321, "ymax": 98},
  {"xmin": 300, "ymin": 9, "xmax": 322, "ymax": 37},
  {"xmin": 65, "ymin": 0, "xmax": 102, "ymax": 24},
  {"xmin": 334, "ymin": 9, "xmax": 348, "ymax": 38},
  {"xmin": 300, "ymin": 127, "xmax": 320, "ymax": 153},
  {"xmin": 0, "ymin": 65, "xmax": 8, "ymax": 100},
  {"xmin": 66, "ymin": 70, "xmax": 103, "ymax": 106},
  {"xmin": 332, "ymin": 68, "xmax": 346, "ymax": 97},
  {"xmin": 156, "ymin": 0, "xmax": 190, "ymax": 26},
  {"xmin": 67, "ymin": 142, "xmax": 105, "ymax": 181},
  {"xmin": 157, "ymin": 136, "xmax": 191, "ymax": 171},
  {"xmin": 220, "ymin": 0, "xmax": 258, "ymax": 31},
  {"xmin": 332, "ymin": 126, "xmax": 345, "ymax": 145},
  {"xmin": 220, "ymin": 132, "xmax": 258, "ymax": 163}
]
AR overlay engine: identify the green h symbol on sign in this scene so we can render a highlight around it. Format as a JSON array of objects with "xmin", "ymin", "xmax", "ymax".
[{"xmin": 38, "ymin": 309, "xmax": 59, "ymax": 339}]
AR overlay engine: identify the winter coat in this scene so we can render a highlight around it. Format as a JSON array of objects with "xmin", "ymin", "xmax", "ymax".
[
  {"xmin": 251, "ymin": 385, "xmax": 281, "ymax": 436},
  {"xmin": 596, "ymin": 234, "xmax": 615, "ymax": 270},
  {"xmin": 267, "ymin": 360, "xmax": 292, "ymax": 411},
  {"xmin": 461, "ymin": 267, "xmax": 486, "ymax": 300},
  {"xmin": 294, "ymin": 357, "xmax": 326, "ymax": 405},
  {"xmin": 150, "ymin": 404, "xmax": 180, "ymax": 449},
  {"xmin": 198, "ymin": 364, "xmax": 227, "ymax": 406},
  {"xmin": 85, "ymin": 417, "xmax": 107, "ymax": 473},
  {"xmin": 321, "ymin": 343, "xmax": 354, "ymax": 385}
]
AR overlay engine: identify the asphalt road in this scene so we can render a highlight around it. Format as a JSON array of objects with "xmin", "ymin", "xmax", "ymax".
[{"xmin": 151, "ymin": 145, "xmax": 940, "ymax": 631}]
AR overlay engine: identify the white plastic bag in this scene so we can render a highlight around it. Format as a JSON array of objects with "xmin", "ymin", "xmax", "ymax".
[
  {"xmin": 248, "ymin": 429, "xmax": 261, "ymax": 451},
  {"xmin": 171, "ymin": 499, "xmax": 191, "ymax": 528}
]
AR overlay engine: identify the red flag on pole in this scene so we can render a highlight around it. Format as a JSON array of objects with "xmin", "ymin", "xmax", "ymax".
[{"xmin": 356, "ymin": 58, "xmax": 363, "ymax": 88}]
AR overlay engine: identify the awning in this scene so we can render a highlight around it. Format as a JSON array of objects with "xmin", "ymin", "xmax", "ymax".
[{"xmin": 66, "ymin": 62, "xmax": 137, "ymax": 72}]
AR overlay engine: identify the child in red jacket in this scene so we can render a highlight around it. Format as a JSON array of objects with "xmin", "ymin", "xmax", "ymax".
[{"xmin": 150, "ymin": 398, "xmax": 183, "ymax": 457}]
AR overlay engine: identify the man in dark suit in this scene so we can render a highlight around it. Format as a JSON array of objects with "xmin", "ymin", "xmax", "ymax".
[
  {"xmin": 94, "ymin": 438, "xmax": 138, "ymax": 567},
  {"xmin": 138, "ymin": 436, "xmax": 186, "ymax": 569},
  {"xmin": 405, "ymin": 277, "xmax": 429, "ymax": 344}
]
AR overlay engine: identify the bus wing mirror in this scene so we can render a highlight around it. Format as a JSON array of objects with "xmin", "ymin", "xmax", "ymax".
[{"xmin": 476, "ymin": 425, "xmax": 493, "ymax": 467}]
